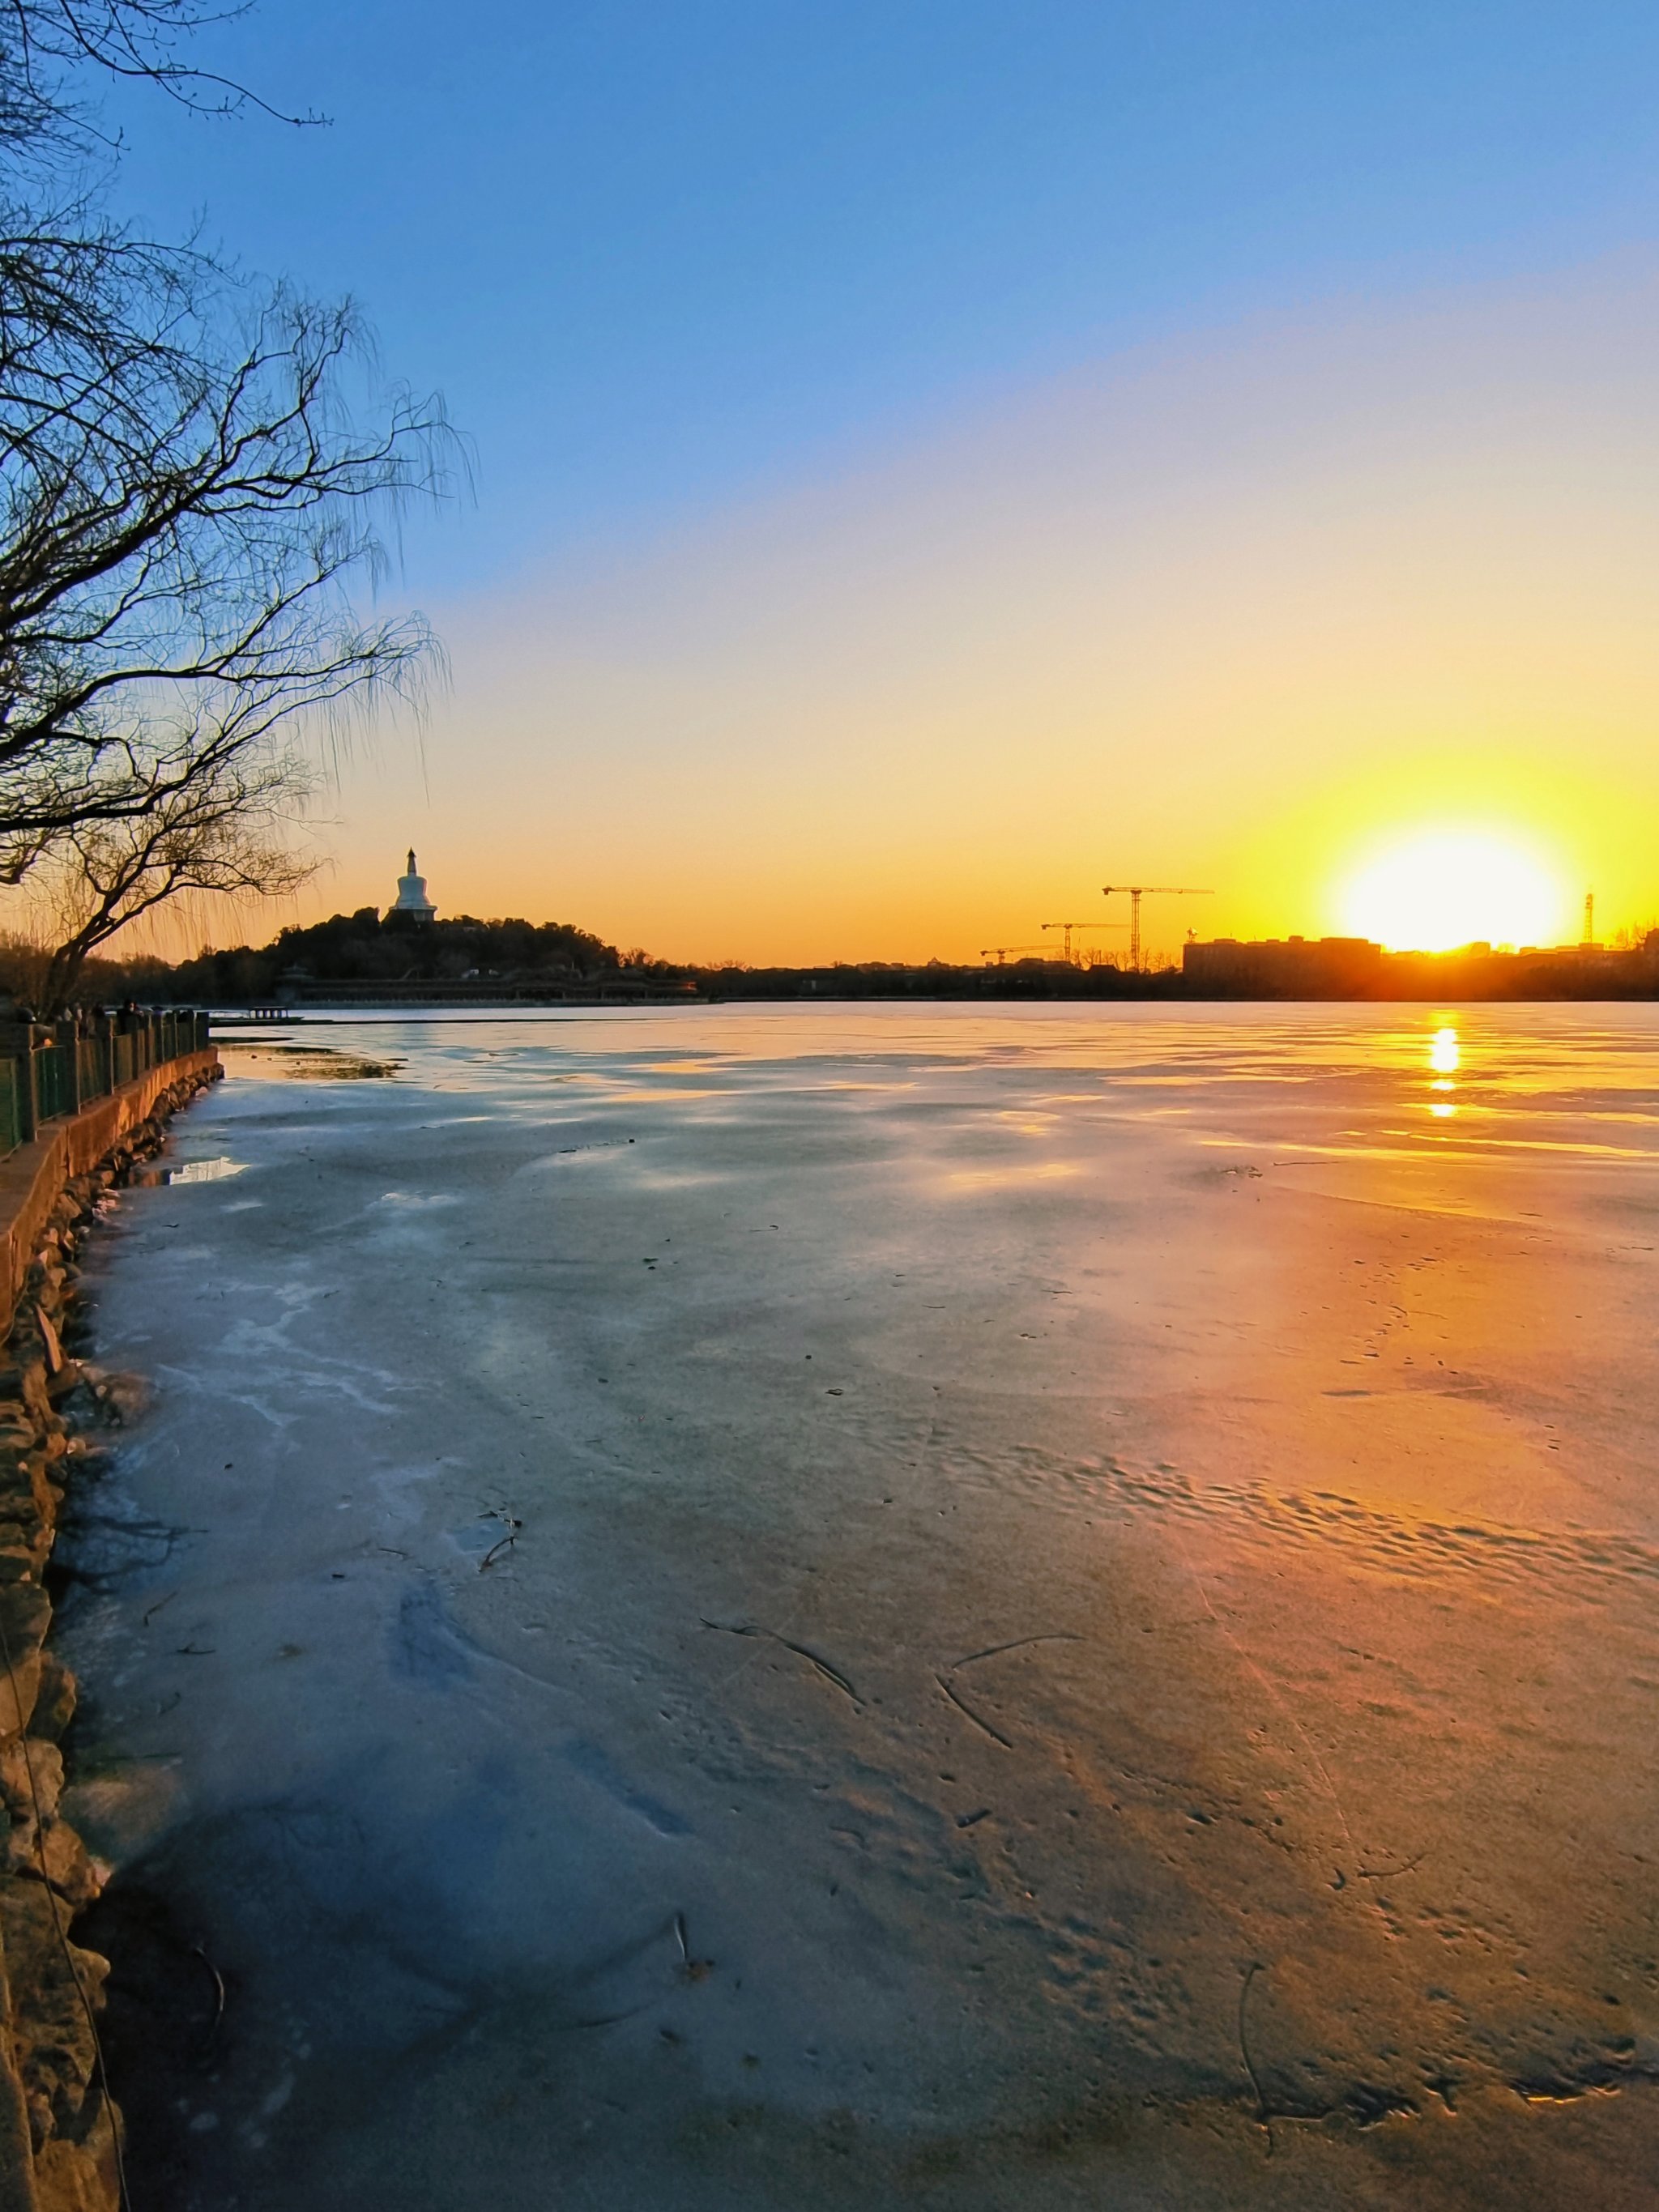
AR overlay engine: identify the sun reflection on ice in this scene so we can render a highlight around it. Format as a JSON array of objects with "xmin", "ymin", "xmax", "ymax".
[{"xmin": 1427, "ymin": 1024, "xmax": 1459, "ymax": 1119}]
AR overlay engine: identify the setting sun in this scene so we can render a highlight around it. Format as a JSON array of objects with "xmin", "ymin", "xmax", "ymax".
[{"xmin": 1337, "ymin": 829, "xmax": 1567, "ymax": 953}]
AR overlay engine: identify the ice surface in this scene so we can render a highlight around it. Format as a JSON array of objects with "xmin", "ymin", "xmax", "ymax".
[{"xmin": 56, "ymin": 1004, "xmax": 1659, "ymax": 2206}]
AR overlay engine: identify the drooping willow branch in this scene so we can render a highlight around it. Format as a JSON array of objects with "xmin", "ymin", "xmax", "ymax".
[
  {"xmin": 0, "ymin": 0, "xmax": 452, "ymax": 987},
  {"xmin": 0, "ymin": 245, "xmax": 451, "ymax": 869}
]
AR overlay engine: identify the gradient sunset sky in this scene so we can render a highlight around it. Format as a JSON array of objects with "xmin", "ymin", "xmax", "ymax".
[{"xmin": 105, "ymin": 2, "xmax": 1659, "ymax": 964}]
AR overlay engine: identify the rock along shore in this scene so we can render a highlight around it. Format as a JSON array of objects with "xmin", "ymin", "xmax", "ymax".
[{"xmin": 0, "ymin": 1056, "xmax": 220, "ymax": 2212}]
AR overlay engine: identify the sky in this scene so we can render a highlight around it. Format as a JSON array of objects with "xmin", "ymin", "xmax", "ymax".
[{"xmin": 91, "ymin": 1, "xmax": 1659, "ymax": 962}]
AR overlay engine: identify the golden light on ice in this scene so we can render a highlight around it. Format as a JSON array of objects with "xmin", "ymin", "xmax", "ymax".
[
  {"xmin": 1429, "ymin": 1027, "xmax": 1460, "ymax": 1075},
  {"xmin": 1337, "ymin": 831, "xmax": 1564, "ymax": 953}
]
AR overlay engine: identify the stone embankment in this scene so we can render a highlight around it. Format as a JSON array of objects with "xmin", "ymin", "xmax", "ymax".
[{"xmin": 0, "ymin": 1053, "xmax": 219, "ymax": 2212}]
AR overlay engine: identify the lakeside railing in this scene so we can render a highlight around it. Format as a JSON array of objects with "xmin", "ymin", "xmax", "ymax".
[{"xmin": 0, "ymin": 1008, "xmax": 211, "ymax": 1159}]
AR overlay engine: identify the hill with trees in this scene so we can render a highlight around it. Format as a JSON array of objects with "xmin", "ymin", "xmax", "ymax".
[{"xmin": 160, "ymin": 906, "xmax": 658, "ymax": 1002}]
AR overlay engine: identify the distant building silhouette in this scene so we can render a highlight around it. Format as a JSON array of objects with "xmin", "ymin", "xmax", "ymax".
[
  {"xmin": 1183, "ymin": 935, "xmax": 1383, "ymax": 995},
  {"xmin": 390, "ymin": 847, "xmax": 436, "ymax": 923},
  {"xmin": 1180, "ymin": 930, "xmax": 1659, "ymax": 999}
]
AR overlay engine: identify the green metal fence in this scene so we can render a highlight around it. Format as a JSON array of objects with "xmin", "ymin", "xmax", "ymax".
[{"xmin": 0, "ymin": 1009, "xmax": 211, "ymax": 1162}]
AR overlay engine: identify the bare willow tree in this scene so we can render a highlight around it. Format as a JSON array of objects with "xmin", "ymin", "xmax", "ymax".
[
  {"xmin": 0, "ymin": 250, "xmax": 447, "ymax": 859},
  {"xmin": 0, "ymin": 0, "xmax": 450, "ymax": 1008}
]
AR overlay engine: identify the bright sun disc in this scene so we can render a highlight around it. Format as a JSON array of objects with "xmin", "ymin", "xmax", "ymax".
[{"xmin": 1337, "ymin": 831, "xmax": 1563, "ymax": 953}]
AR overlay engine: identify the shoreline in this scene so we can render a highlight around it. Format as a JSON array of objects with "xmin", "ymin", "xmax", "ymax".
[
  {"xmin": 0, "ymin": 1053, "xmax": 220, "ymax": 2212},
  {"xmin": 204, "ymin": 986, "xmax": 1659, "ymax": 1025}
]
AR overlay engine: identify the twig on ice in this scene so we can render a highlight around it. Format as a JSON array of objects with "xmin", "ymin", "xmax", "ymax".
[
  {"xmin": 480, "ymin": 1510, "xmax": 523, "ymax": 1572},
  {"xmin": 700, "ymin": 1618, "xmax": 860, "ymax": 1705},
  {"xmin": 191, "ymin": 1944, "xmax": 226, "ymax": 2056},
  {"xmin": 936, "ymin": 1673, "xmax": 1013, "ymax": 1749},
  {"xmin": 950, "ymin": 1632, "xmax": 1080, "ymax": 1669}
]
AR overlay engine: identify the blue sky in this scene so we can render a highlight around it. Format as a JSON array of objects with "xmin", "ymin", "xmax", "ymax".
[{"xmin": 110, "ymin": 2, "xmax": 1659, "ymax": 595}]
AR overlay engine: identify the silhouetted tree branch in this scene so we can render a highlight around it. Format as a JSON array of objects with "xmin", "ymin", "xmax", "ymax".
[
  {"xmin": 0, "ymin": 0, "xmax": 451, "ymax": 962},
  {"xmin": 0, "ymin": 245, "xmax": 450, "ymax": 873},
  {"xmin": 0, "ymin": 0, "xmax": 316, "ymax": 164},
  {"xmin": 29, "ymin": 731, "xmax": 312, "ymax": 1008}
]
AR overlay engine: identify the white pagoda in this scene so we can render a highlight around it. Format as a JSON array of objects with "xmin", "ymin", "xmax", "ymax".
[{"xmin": 390, "ymin": 848, "xmax": 436, "ymax": 923}]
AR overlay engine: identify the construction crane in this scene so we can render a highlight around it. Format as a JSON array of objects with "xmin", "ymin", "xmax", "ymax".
[
  {"xmin": 1040, "ymin": 920, "xmax": 1128, "ymax": 965},
  {"xmin": 979, "ymin": 944, "xmax": 1050, "ymax": 965},
  {"xmin": 1099, "ymin": 884, "xmax": 1213, "ymax": 970}
]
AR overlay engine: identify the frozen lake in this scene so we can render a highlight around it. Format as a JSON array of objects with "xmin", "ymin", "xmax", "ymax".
[{"xmin": 58, "ymin": 1003, "xmax": 1659, "ymax": 2207}]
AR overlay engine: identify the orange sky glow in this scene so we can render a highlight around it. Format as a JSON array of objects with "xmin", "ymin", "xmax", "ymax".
[{"xmin": 85, "ymin": 254, "xmax": 1659, "ymax": 969}]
